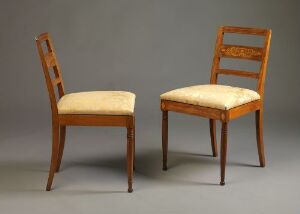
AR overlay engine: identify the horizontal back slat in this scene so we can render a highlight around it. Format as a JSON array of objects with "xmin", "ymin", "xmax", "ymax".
[
  {"xmin": 44, "ymin": 52, "xmax": 57, "ymax": 68},
  {"xmin": 216, "ymin": 69, "xmax": 259, "ymax": 79},
  {"xmin": 219, "ymin": 44, "xmax": 263, "ymax": 61},
  {"xmin": 222, "ymin": 26, "xmax": 269, "ymax": 36},
  {"xmin": 52, "ymin": 78, "xmax": 62, "ymax": 86}
]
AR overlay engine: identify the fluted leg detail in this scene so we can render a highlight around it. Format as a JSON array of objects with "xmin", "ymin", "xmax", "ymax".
[
  {"xmin": 133, "ymin": 121, "xmax": 136, "ymax": 171},
  {"xmin": 220, "ymin": 122, "xmax": 228, "ymax": 186}
]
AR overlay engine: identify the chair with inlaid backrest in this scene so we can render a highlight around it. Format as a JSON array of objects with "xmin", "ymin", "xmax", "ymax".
[
  {"xmin": 160, "ymin": 26, "xmax": 271, "ymax": 185},
  {"xmin": 36, "ymin": 33, "xmax": 136, "ymax": 192}
]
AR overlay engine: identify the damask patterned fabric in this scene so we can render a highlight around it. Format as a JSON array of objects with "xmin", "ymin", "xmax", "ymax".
[
  {"xmin": 57, "ymin": 91, "xmax": 135, "ymax": 115},
  {"xmin": 160, "ymin": 84, "xmax": 260, "ymax": 110}
]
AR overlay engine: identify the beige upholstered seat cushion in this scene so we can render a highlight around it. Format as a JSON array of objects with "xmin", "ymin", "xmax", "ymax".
[
  {"xmin": 160, "ymin": 84, "xmax": 260, "ymax": 110},
  {"xmin": 57, "ymin": 91, "xmax": 135, "ymax": 115}
]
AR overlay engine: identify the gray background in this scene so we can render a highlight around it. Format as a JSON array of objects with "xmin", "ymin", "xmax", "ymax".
[{"xmin": 0, "ymin": 0, "xmax": 300, "ymax": 213}]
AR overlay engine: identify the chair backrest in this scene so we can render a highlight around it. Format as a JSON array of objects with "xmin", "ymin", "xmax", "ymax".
[
  {"xmin": 35, "ymin": 33, "xmax": 65, "ymax": 116},
  {"xmin": 210, "ymin": 26, "xmax": 272, "ymax": 100}
]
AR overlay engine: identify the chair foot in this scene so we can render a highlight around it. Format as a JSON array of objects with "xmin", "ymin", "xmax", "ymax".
[
  {"xmin": 46, "ymin": 172, "xmax": 55, "ymax": 191},
  {"xmin": 46, "ymin": 184, "xmax": 52, "ymax": 191},
  {"xmin": 162, "ymin": 166, "xmax": 168, "ymax": 171},
  {"xmin": 220, "ymin": 181, "xmax": 225, "ymax": 186},
  {"xmin": 128, "ymin": 188, "xmax": 133, "ymax": 193}
]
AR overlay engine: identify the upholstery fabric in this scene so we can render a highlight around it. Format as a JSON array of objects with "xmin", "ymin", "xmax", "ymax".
[
  {"xmin": 160, "ymin": 84, "xmax": 260, "ymax": 110},
  {"xmin": 57, "ymin": 91, "xmax": 135, "ymax": 115}
]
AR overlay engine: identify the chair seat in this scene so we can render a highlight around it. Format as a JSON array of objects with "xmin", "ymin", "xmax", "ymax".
[
  {"xmin": 160, "ymin": 84, "xmax": 260, "ymax": 110},
  {"xmin": 57, "ymin": 91, "xmax": 135, "ymax": 115}
]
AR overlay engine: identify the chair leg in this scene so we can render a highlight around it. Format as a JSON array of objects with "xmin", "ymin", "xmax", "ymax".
[
  {"xmin": 46, "ymin": 122, "xmax": 59, "ymax": 191},
  {"xmin": 162, "ymin": 111, "xmax": 168, "ymax": 171},
  {"xmin": 209, "ymin": 119, "xmax": 218, "ymax": 157},
  {"xmin": 127, "ymin": 127, "xmax": 134, "ymax": 193},
  {"xmin": 56, "ymin": 125, "xmax": 66, "ymax": 172},
  {"xmin": 256, "ymin": 110, "xmax": 266, "ymax": 167},
  {"xmin": 220, "ymin": 122, "xmax": 228, "ymax": 186},
  {"xmin": 133, "ymin": 121, "xmax": 136, "ymax": 171}
]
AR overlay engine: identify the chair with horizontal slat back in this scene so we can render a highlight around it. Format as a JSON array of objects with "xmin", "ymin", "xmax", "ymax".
[
  {"xmin": 160, "ymin": 26, "xmax": 271, "ymax": 185},
  {"xmin": 36, "ymin": 33, "xmax": 136, "ymax": 192}
]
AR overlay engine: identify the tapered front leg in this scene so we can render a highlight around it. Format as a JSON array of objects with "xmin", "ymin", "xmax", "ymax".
[
  {"xmin": 162, "ymin": 111, "xmax": 168, "ymax": 171},
  {"xmin": 256, "ymin": 110, "xmax": 265, "ymax": 167},
  {"xmin": 46, "ymin": 121, "xmax": 59, "ymax": 191},
  {"xmin": 209, "ymin": 119, "xmax": 218, "ymax": 157},
  {"xmin": 56, "ymin": 125, "xmax": 66, "ymax": 172},
  {"xmin": 127, "ymin": 127, "xmax": 134, "ymax": 193},
  {"xmin": 220, "ymin": 122, "xmax": 228, "ymax": 186}
]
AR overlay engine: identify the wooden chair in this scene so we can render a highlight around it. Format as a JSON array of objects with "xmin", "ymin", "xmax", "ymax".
[
  {"xmin": 35, "ymin": 33, "xmax": 135, "ymax": 192},
  {"xmin": 160, "ymin": 26, "xmax": 271, "ymax": 185}
]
